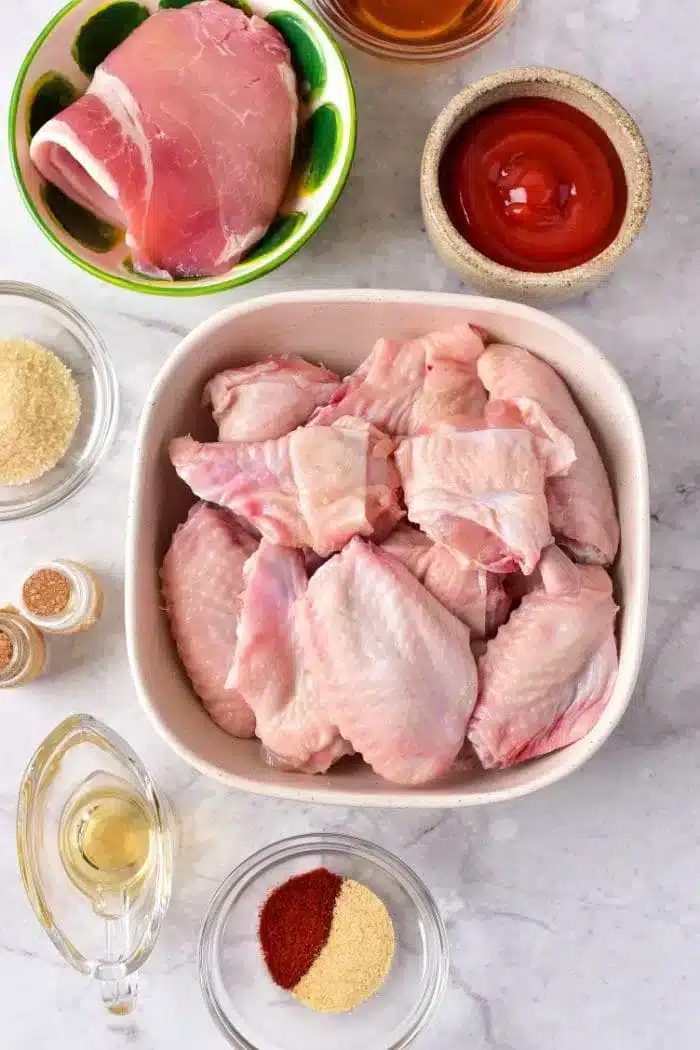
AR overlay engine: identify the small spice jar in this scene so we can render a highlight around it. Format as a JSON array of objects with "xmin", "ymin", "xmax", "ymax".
[
  {"xmin": 19, "ymin": 561, "xmax": 104, "ymax": 635},
  {"xmin": 0, "ymin": 607, "xmax": 47, "ymax": 688}
]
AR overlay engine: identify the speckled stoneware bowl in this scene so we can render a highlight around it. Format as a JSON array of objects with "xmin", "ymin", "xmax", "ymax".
[
  {"xmin": 9, "ymin": 0, "xmax": 356, "ymax": 296},
  {"xmin": 421, "ymin": 67, "xmax": 652, "ymax": 303}
]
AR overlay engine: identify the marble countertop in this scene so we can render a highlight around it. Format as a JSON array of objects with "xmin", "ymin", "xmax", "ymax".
[{"xmin": 2, "ymin": 1, "xmax": 699, "ymax": 1047}]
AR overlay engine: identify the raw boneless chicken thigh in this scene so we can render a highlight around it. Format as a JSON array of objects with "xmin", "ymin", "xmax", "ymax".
[{"xmin": 162, "ymin": 324, "xmax": 620, "ymax": 784}]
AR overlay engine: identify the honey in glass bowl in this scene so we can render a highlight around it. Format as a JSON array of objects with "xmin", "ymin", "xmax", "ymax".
[{"xmin": 314, "ymin": 0, "xmax": 519, "ymax": 60}]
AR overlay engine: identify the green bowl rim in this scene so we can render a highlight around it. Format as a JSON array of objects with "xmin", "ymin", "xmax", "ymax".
[{"xmin": 8, "ymin": 0, "xmax": 357, "ymax": 297}]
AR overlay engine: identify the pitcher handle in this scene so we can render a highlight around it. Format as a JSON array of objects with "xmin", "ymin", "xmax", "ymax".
[{"xmin": 98, "ymin": 906, "xmax": 139, "ymax": 1015}]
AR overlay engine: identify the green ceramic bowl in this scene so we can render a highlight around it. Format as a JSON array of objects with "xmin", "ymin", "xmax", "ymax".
[{"xmin": 9, "ymin": 0, "xmax": 356, "ymax": 296}]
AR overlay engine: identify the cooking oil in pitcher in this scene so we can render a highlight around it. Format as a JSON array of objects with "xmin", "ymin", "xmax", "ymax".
[
  {"xmin": 17, "ymin": 715, "xmax": 175, "ymax": 1014},
  {"xmin": 59, "ymin": 779, "xmax": 154, "ymax": 901}
]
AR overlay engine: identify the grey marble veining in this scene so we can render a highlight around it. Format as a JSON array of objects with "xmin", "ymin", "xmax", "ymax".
[{"xmin": 1, "ymin": 1, "xmax": 699, "ymax": 1047}]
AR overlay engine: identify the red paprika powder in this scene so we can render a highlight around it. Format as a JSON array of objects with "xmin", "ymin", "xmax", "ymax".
[{"xmin": 259, "ymin": 867, "xmax": 343, "ymax": 989}]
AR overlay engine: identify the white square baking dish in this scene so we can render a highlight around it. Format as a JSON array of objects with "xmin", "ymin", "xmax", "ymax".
[{"xmin": 126, "ymin": 290, "xmax": 649, "ymax": 807}]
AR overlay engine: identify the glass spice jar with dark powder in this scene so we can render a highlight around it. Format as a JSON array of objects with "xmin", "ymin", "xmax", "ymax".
[
  {"xmin": 259, "ymin": 866, "xmax": 395, "ymax": 1013},
  {"xmin": 0, "ymin": 607, "xmax": 46, "ymax": 688}
]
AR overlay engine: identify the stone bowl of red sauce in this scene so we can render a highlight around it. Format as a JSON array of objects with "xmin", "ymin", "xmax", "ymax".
[{"xmin": 421, "ymin": 67, "xmax": 652, "ymax": 302}]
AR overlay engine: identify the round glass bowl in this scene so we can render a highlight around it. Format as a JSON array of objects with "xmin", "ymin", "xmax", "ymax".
[
  {"xmin": 313, "ymin": 0, "xmax": 519, "ymax": 62},
  {"xmin": 199, "ymin": 833, "xmax": 449, "ymax": 1050},
  {"xmin": 0, "ymin": 282, "xmax": 118, "ymax": 521}
]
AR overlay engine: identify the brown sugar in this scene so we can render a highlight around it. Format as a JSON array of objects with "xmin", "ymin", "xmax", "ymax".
[
  {"xmin": 22, "ymin": 569, "xmax": 72, "ymax": 618},
  {"xmin": 0, "ymin": 339, "xmax": 81, "ymax": 485}
]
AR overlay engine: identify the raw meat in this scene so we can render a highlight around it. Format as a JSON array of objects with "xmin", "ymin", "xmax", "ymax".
[
  {"xmin": 298, "ymin": 538, "xmax": 478, "ymax": 785},
  {"xmin": 30, "ymin": 2, "xmax": 298, "ymax": 278},
  {"xmin": 478, "ymin": 344, "xmax": 619, "ymax": 564},
  {"xmin": 160, "ymin": 501, "xmax": 257, "ymax": 738},
  {"xmin": 169, "ymin": 417, "xmax": 403, "ymax": 557},
  {"xmin": 230, "ymin": 542, "xmax": 351, "ymax": 773},
  {"xmin": 395, "ymin": 426, "xmax": 553, "ymax": 574},
  {"xmin": 310, "ymin": 324, "xmax": 487, "ymax": 435},
  {"xmin": 380, "ymin": 524, "xmax": 511, "ymax": 638},
  {"xmin": 468, "ymin": 545, "xmax": 618, "ymax": 768},
  {"xmin": 160, "ymin": 321, "xmax": 624, "ymax": 788},
  {"xmin": 203, "ymin": 356, "xmax": 340, "ymax": 442},
  {"xmin": 483, "ymin": 399, "xmax": 576, "ymax": 478}
]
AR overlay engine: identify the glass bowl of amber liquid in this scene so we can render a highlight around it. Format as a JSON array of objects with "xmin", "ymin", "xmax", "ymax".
[
  {"xmin": 313, "ymin": 0, "xmax": 519, "ymax": 62},
  {"xmin": 0, "ymin": 282, "xmax": 118, "ymax": 521},
  {"xmin": 198, "ymin": 833, "xmax": 448, "ymax": 1050}
]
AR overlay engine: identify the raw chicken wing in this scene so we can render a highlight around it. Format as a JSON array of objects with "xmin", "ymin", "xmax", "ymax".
[
  {"xmin": 298, "ymin": 538, "xmax": 478, "ymax": 785},
  {"xmin": 380, "ymin": 524, "xmax": 510, "ymax": 638},
  {"xmin": 311, "ymin": 324, "xmax": 487, "ymax": 435},
  {"xmin": 468, "ymin": 545, "xmax": 618, "ymax": 768},
  {"xmin": 478, "ymin": 344, "xmax": 619, "ymax": 564},
  {"xmin": 203, "ymin": 356, "xmax": 340, "ymax": 442},
  {"xmin": 483, "ymin": 398, "xmax": 576, "ymax": 477},
  {"xmin": 160, "ymin": 502, "xmax": 257, "ymax": 738},
  {"xmin": 170, "ymin": 417, "xmax": 403, "ymax": 557},
  {"xmin": 396, "ymin": 426, "xmax": 552, "ymax": 574},
  {"xmin": 230, "ymin": 542, "xmax": 351, "ymax": 773}
]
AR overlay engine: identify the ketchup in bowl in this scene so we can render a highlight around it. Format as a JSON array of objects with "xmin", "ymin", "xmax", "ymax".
[{"xmin": 439, "ymin": 98, "xmax": 628, "ymax": 273}]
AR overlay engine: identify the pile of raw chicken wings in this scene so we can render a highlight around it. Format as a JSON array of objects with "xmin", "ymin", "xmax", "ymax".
[{"xmin": 162, "ymin": 324, "xmax": 619, "ymax": 787}]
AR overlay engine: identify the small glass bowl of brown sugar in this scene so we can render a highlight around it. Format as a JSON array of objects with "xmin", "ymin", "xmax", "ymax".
[
  {"xmin": 0, "ymin": 283, "xmax": 118, "ymax": 522},
  {"xmin": 198, "ymin": 833, "xmax": 448, "ymax": 1050}
]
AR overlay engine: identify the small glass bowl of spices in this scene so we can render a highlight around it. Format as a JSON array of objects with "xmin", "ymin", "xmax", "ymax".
[
  {"xmin": 199, "ymin": 833, "xmax": 448, "ymax": 1050},
  {"xmin": 19, "ymin": 561, "xmax": 104, "ymax": 635},
  {"xmin": 0, "ymin": 282, "xmax": 118, "ymax": 522},
  {"xmin": 0, "ymin": 607, "xmax": 47, "ymax": 688}
]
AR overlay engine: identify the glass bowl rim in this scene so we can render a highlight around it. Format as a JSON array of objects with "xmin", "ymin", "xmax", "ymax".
[
  {"xmin": 0, "ymin": 280, "xmax": 119, "ymax": 521},
  {"xmin": 311, "ymin": 0, "xmax": 520, "ymax": 62},
  {"xmin": 198, "ymin": 831, "xmax": 450, "ymax": 1050}
]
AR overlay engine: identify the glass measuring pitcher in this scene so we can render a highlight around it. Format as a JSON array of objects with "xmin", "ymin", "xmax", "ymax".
[{"xmin": 17, "ymin": 714, "xmax": 175, "ymax": 1014}]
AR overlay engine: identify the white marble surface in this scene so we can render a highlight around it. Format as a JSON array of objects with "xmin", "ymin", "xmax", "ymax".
[{"xmin": 1, "ymin": 1, "xmax": 699, "ymax": 1047}]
